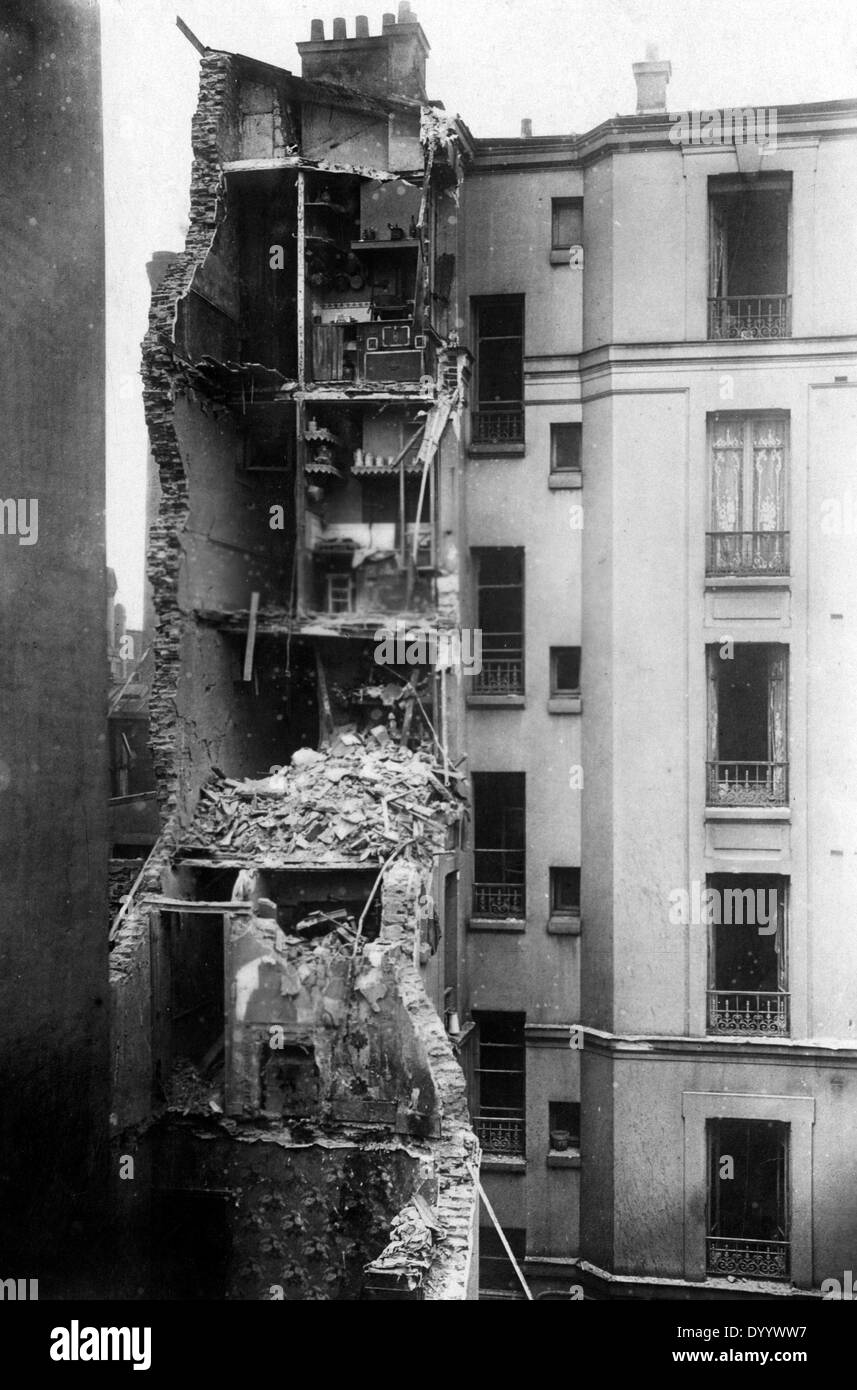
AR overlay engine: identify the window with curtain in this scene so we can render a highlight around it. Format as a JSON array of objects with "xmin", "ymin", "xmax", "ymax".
[{"xmin": 707, "ymin": 414, "xmax": 789, "ymax": 575}]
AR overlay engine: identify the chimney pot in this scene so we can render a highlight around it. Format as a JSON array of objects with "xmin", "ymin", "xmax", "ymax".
[
  {"xmin": 398, "ymin": 1, "xmax": 415, "ymax": 20},
  {"xmin": 310, "ymin": 18, "xmax": 324, "ymax": 40},
  {"xmin": 632, "ymin": 57, "xmax": 671, "ymax": 114},
  {"xmin": 355, "ymin": 14, "xmax": 369, "ymax": 36},
  {"xmin": 521, "ymin": 118, "xmax": 533, "ymax": 138},
  {"xmin": 332, "ymin": 17, "xmax": 346, "ymax": 39},
  {"xmin": 382, "ymin": 12, "xmax": 396, "ymax": 29}
]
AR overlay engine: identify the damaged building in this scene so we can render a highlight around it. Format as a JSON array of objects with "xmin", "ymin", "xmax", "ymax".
[
  {"xmin": 114, "ymin": 3, "xmax": 857, "ymax": 1301},
  {"xmin": 113, "ymin": 2, "xmax": 479, "ymax": 1301}
]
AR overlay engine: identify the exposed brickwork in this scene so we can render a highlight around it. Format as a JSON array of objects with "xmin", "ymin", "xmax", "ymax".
[
  {"xmin": 108, "ymin": 857, "xmax": 143, "ymax": 926},
  {"xmin": 392, "ymin": 947, "xmax": 479, "ymax": 1299},
  {"xmin": 140, "ymin": 52, "xmax": 237, "ymax": 833}
]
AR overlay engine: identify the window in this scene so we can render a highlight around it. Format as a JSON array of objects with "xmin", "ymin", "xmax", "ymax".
[
  {"xmin": 708, "ymin": 175, "xmax": 791, "ymax": 338},
  {"xmin": 472, "ymin": 548, "xmax": 524, "ymax": 696},
  {"xmin": 551, "ymin": 198, "xmax": 582, "ymax": 251},
  {"xmin": 472, "ymin": 772, "xmax": 525, "ymax": 918},
  {"xmin": 157, "ymin": 911, "xmax": 225, "ymax": 1078},
  {"xmin": 707, "ymin": 875, "xmax": 788, "ymax": 1035},
  {"xmin": 550, "ymin": 867, "xmax": 580, "ymax": 918},
  {"xmin": 707, "ymin": 1119, "xmax": 789, "ymax": 1280},
  {"xmin": 706, "ymin": 644, "xmax": 788, "ymax": 806},
  {"xmin": 479, "ymin": 1225, "xmax": 526, "ymax": 1294},
  {"xmin": 326, "ymin": 572, "xmax": 355, "ymax": 614},
  {"xmin": 474, "ymin": 1011, "xmax": 525, "ymax": 1155},
  {"xmin": 550, "ymin": 646, "xmax": 580, "ymax": 697},
  {"xmin": 550, "ymin": 422, "xmax": 581, "ymax": 475},
  {"xmin": 549, "ymin": 1101, "xmax": 580, "ymax": 1151},
  {"xmin": 707, "ymin": 414, "xmax": 788, "ymax": 576},
  {"xmin": 472, "ymin": 296, "xmax": 524, "ymax": 446}
]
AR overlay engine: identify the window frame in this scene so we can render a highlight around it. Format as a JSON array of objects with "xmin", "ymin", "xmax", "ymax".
[
  {"xmin": 549, "ymin": 866, "xmax": 581, "ymax": 918},
  {"xmin": 550, "ymin": 422, "xmax": 582, "ymax": 476},
  {"xmin": 707, "ymin": 174, "xmax": 792, "ymax": 338},
  {"xmin": 551, "ymin": 197, "xmax": 583, "ymax": 252},
  {"xmin": 473, "ymin": 1011, "xmax": 526, "ymax": 1159},
  {"xmin": 706, "ymin": 874, "xmax": 789, "ymax": 1036},
  {"xmin": 706, "ymin": 411, "xmax": 789, "ymax": 577},
  {"xmin": 706, "ymin": 1117, "xmax": 790, "ymax": 1281},
  {"xmin": 470, "ymin": 295, "xmax": 525, "ymax": 452},
  {"xmin": 471, "ymin": 548, "xmax": 525, "ymax": 699},
  {"xmin": 550, "ymin": 645, "xmax": 580, "ymax": 698},
  {"xmin": 548, "ymin": 1100, "xmax": 581, "ymax": 1151},
  {"xmin": 471, "ymin": 771, "xmax": 526, "ymax": 919}
]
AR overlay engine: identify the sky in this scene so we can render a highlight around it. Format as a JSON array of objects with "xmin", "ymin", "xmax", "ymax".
[{"xmin": 102, "ymin": 0, "xmax": 857, "ymax": 625}]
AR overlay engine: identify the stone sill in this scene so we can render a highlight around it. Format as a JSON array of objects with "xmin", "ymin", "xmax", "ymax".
[
  {"xmin": 705, "ymin": 806, "xmax": 791, "ymax": 821},
  {"xmin": 481, "ymin": 1155, "xmax": 527, "ymax": 1174},
  {"xmin": 548, "ymin": 472, "xmax": 582, "ymax": 490},
  {"xmin": 468, "ymin": 443, "xmax": 526, "ymax": 458},
  {"xmin": 468, "ymin": 917, "xmax": 526, "ymax": 933},
  {"xmin": 547, "ymin": 1151, "xmax": 581, "ymax": 1169},
  {"xmin": 467, "ymin": 694, "xmax": 526, "ymax": 709},
  {"xmin": 547, "ymin": 915, "xmax": 581, "ymax": 936},
  {"xmin": 705, "ymin": 574, "xmax": 790, "ymax": 589},
  {"xmin": 548, "ymin": 695, "xmax": 581, "ymax": 714}
]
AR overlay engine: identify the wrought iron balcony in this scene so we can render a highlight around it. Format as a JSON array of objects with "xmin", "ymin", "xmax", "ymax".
[
  {"xmin": 707, "ymin": 990, "xmax": 789, "ymax": 1036},
  {"xmin": 708, "ymin": 294, "xmax": 791, "ymax": 340},
  {"xmin": 472, "ymin": 404, "xmax": 524, "ymax": 445},
  {"xmin": 473, "ymin": 883, "xmax": 525, "ymax": 918},
  {"xmin": 706, "ymin": 531, "xmax": 789, "ymax": 577},
  {"xmin": 474, "ymin": 851, "xmax": 525, "ymax": 913},
  {"xmin": 706, "ymin": 1236, "xmax": 790, "ymax": 1281},
  {"xmin": 707, "ymin": 760, "xmax": 788, "ymax": 807},
  {"xmin": 475, "ymin": 1109, "xmax": 526, "ymax": 1156},
  {"xmin": 471, "ymin": 642, "xmax": 524, "ymax": 697}
]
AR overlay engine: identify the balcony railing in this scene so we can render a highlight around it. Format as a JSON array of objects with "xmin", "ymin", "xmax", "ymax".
[
  {"xmin": 472, "ymin": 404, "xmax": 524, "ymax": 445},
  {"xmin": 707, "ymin": 761, "xmax": 788, "ymax": 807},
  {"xmin": 706, "ymin": 1236, "xmax": 790, "ymax": 1281},
  {"xmin": 471, "ymin": 641, "xmax": 524, "ymax": 696},
  {"xmin": 473, "ymin": 848, "xmax": 525, "ymax": 919},
  {"xmin": 708, "ymin": 294, "xmax": 791, "ymax": 340},
  {"xmin": 706, "ymin": 531, "xmax": 789, "ymax": 577},
  {"xmin": 707, "ymin": 990, "xmax": 789, "ymax": 1036},
  {"xmin": 475, "ymin": 1109, "xmax": 526, "ymax": 1156},
  {"xmin": 473, "ymin": 883, "xmax": 525, "ymax": 918}
]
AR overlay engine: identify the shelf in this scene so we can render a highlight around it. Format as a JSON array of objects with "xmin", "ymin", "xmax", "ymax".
[
  {"xmin": 351, "ymin": 239, "xmax": 419, "ymax": 252},
  {"xmin": 305, "ymin": 201, "xmax": 350, "ymax": 215}
]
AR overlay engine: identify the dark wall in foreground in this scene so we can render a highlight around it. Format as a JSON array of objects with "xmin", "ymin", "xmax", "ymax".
[{"xmin": 0, "ymin": 0, "xmax": 108, "ymax": 1292}]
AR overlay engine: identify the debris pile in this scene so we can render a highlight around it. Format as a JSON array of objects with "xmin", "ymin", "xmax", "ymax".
[
  {"xmin": 178, "ymin": 739, "xmax": 464, "ymax": 865},
  {"xmin": 364, "ymin": 1188, "xmax": 441, "ymax": 1292}
]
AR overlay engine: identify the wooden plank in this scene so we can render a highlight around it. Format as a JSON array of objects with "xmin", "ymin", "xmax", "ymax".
[
  {"xmin": 140, "ymin": 897, "xmax": 252, "ymax": 914},
  {"xmin": 243, "ymin": 591, "xmax": 260, "ymax": 681}
]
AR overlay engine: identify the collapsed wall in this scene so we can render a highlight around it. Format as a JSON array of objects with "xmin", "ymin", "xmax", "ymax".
[
  {"xmin": 141, "ymin": 52, "xmax": 239, "ymax": 831},
  {"xmin": 110, "ymin": 748, "xmax": 478, "ymax": 1299}
]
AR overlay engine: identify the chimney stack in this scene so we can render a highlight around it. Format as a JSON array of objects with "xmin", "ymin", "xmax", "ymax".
[
  {"xmin": 520, "ymin": 118, "xmax": 533, "ymax": 138},
  {"xmin": 632, "ymin": 48, "xmax": 671, "ymax": 114},
  {"xmin": 298, "ymin": 8, "xmax": 429, "ymax": 101}
]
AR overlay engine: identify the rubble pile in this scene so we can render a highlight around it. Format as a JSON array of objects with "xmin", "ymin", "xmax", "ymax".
[
  {"xmin": 178, "ymin": 738, "xmax": 464, "ymax": 865},
  {"xmin": 364, "ymin": 1188, "xmax": 440, "ymax": 1292}
]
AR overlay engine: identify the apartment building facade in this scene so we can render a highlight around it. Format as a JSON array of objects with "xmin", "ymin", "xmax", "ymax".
[
  {"xmin": 124, "ymin": 6, "xmax": 857, "ymax": 1298},
  {"xmin": 457, "ymin": 64, "xmax": 857, "ymax": 1297}
]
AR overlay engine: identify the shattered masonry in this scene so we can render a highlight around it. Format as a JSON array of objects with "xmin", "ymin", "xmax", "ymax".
[{"xmin": 120, "ymin": 14, "xmax": 480, "ymax": 1301}]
